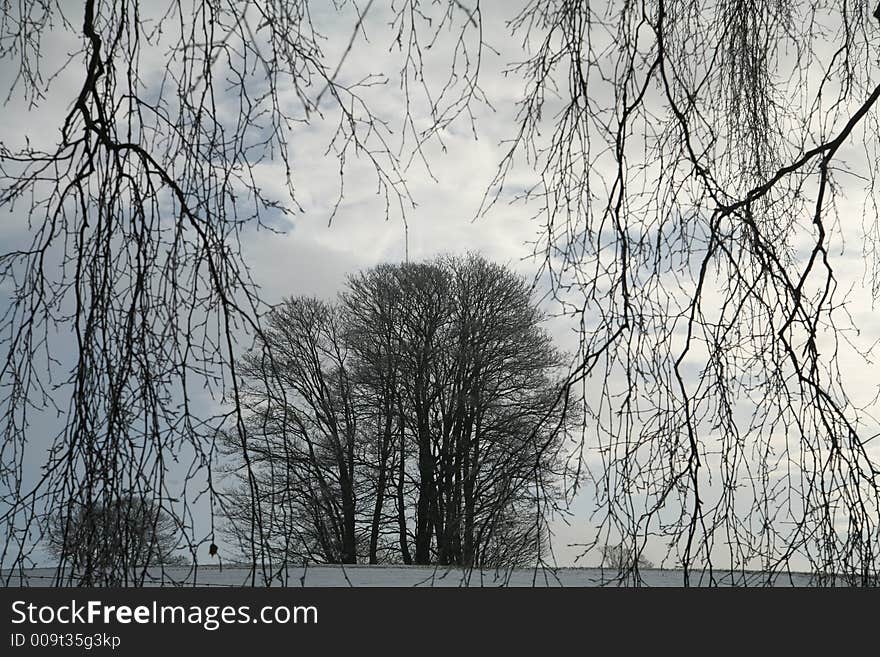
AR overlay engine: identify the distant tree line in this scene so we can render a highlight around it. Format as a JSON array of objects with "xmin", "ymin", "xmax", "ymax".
[{"xmin": 221, "ymin": 254, "xmax": 574, "ymax": 567}]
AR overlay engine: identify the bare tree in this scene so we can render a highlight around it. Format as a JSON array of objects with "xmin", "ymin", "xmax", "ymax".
[
  {"xmin": 601, "ymin": 543, "xmax": 654, "ymax": 575},
  {"xmin": 223, "ymin": 254, "xmax": 574, "ymax": 568},
  {"xmin": 340, "ymin": 264, "xmax": 411, "ymax": 564},
  {"xmin": 46, "ymin": 494, "xmax": 185, "ymax": 586},
  {"xmin": 225, "ymin": 298, "xmax": 361, "ymax": 565}
]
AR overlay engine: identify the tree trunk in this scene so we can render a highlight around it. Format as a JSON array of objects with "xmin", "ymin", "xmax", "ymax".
[
  {"xmin": 396, "ymin": 416, "xmax": 412, "ymax": 565},
  {"xmin": 369, "ymin": 412, "xmax": 393, "ymax": 564}
]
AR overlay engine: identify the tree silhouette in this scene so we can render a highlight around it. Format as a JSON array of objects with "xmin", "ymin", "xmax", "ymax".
[
  {"xmin": 2, "ymin": 1, "xmax": 879, "ymax": 586},
  {"xmin": 222, "ymin": 255, "xmax": 574, "ymax": 568},
  {"xmin": 46, "ymin": 495, "xmax": 185, "ymax": 586},
  {"xmin": 601, "ymin": 543, "xmax": 654, "ymax": 575}
]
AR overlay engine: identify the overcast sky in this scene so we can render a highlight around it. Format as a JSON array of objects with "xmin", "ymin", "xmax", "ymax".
[{"xmin": 2, "ymin": 1, "xmax": 879, "ymax": 571}]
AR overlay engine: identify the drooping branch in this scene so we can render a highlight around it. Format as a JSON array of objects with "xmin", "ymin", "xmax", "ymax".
[{"xmin": 0, "ymin": 0, "xmax": 486, "ymax": 586}]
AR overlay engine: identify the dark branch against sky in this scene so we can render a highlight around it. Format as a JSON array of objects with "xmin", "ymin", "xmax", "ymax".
[{"xmin": 1, "ymin": 1, "xmax": 879, "ymax": 584}]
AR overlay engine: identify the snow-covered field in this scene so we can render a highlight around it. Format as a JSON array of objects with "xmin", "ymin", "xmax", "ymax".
[{"xmin": 4, "ymin": 564, "xmax": 821, "ymax": 587}]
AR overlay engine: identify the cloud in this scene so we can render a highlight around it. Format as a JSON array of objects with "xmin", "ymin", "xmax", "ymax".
[{"xmin": 3, "ymin": 1, "xmax": 880, "ymax": 570}]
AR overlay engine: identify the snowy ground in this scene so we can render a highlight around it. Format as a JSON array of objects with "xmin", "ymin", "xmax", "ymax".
[{"xmin": 4, "ymin": 564, "xmax": 821, "ymax": 587}]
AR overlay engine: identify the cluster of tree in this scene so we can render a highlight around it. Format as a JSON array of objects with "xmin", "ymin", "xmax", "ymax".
[
  {"xmin": 46, "ymin": 495, "xmax": 185, "ymax": 586},
  {"xmin": 221, "ymin": 254, "xmax": 574, "ymax": 567},
  {"xmin": 8, "ymin": 0, "xmax": 879, "ymax": 586},
  {"xmin": 600, "ymin": 544, "xmax": 654, "ymax": 573}
]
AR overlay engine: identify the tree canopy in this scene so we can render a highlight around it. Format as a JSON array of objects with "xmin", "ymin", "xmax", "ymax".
[{"xmin": 223, "ymin": 254, "xmax": 574, "ymax": 568}]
